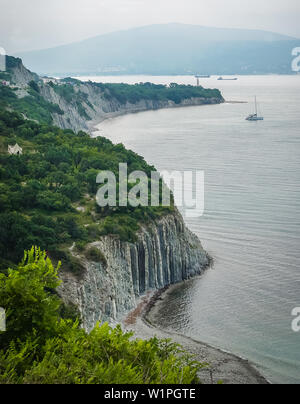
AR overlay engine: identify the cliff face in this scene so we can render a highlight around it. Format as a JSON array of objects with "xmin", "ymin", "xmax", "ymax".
[
  {"xmin": 40, "ymin": 81, "xmax": 223, "ymax": 133},
  {"xmin": 6, "ymin": 56, "xmax": 224, "ymax": 133},
  {"xmin": 7, "ymin": 56, "xmax": 39, "ymax": 87},
  {"xmin": 58, "ymin": 210, "xmax": 210, "ymax": 332},
  {"xmin": 5, "ymin": 57, "xmax": 213, "ymax": 331}
]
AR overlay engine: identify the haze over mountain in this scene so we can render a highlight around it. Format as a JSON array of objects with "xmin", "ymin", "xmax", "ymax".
[{"xmin": 16, "ymin": 23, "xmax": 299, "ymax": 76}]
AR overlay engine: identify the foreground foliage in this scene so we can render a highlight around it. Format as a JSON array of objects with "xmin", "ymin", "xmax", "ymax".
[{"xmin": 0, "ymin": 248, "xmax": 204, "ymax": 384}]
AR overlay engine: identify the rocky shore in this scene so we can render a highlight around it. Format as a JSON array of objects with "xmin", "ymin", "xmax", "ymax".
[
  {"xmin": 58, "ymin": 209, "xmax": 211, "ymax": 332},
  {"xmin": 123, "ymin": 286, "xmax": 269, "ymax": 385}
]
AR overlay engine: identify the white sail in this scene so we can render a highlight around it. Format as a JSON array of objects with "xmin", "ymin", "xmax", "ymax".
[{"xmin": 246, "ymin": 96, "xmax": 264, "ymax": 121}]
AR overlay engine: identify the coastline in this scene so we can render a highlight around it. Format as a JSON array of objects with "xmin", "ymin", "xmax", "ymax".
[
  {"xmin": 88, "ymin": 97, "xmax": 225, "ymax": 134},
  {"xmin": 92, "ymin": 100, "xmax": 268, "ymax": 384},
  {"xmin": 123, "ymin": 284, "xmax": 270, "ymax": 385},
  {"xmin": 88, "ymin": 99, "xmax": 248, "ymax": 134}
]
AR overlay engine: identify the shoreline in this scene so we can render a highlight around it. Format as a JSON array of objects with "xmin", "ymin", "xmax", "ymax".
[
  {"xmin": 123, "ymin": 284, "xmax": 270, "ymax": 385},
  {"xmin": 91, "ymin": 98, "xmax": 267, "ymax": 384},
  {"xmin": 88, "ymin": 98, "xmax": 227, "ymax": 134}
]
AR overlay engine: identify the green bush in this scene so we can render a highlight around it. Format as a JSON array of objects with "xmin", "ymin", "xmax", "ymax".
[
  {"xmin": 75, "ymin": 240, "xmax": 88, "ymax": 252},
  {"xmin": 0, "ymin": 247, "xmax": 61, "ymax": 349},
  {"xmin": 48, "ymin": 248, "xmax": 85, "ymax": 278},
  {"xmin": 85, "ymin": 247, "xmax": 107, "ymax": 266},
  {"xmin": 0, "ymin": 249, "xmax": 205, "ymax": 384},
  {"xmin": 29, "ymin": 80, "xmax": 40, "ymax": 93},
  {"xmin": 87, "ymin": 224, "xmax": 101, "ymax": 239},
  {"xmin": 99, "ymin": 215, "xmax": 140, "ymax": 243},
  {"xmin": 59, "ymin": 302, "xmax": 81, "ymax": 324}
]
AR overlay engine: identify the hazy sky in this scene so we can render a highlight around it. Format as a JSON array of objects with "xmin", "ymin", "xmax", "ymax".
[{"xmin": 1, "ymin": 0, "xmax": 300, "ymax": 54}]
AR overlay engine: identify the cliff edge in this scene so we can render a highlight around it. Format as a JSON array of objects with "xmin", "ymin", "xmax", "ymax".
[
  {"xmin": 2, "ymin": 56, "xmax": 224, "ymax": 133},
  {"xmin": 59, "ymin": 209, "xmax": 210, "ymax": 331}
]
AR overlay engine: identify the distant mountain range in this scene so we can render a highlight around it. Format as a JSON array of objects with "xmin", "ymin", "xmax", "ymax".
[{"xmin": 16, "ymin": 23, "xmax": 300, "ymax": 76}]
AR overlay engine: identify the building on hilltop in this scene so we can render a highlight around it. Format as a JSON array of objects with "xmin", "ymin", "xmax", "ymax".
[{"xmin": 8, "ymin": 143, "xmax": 23, "ymax": 155}]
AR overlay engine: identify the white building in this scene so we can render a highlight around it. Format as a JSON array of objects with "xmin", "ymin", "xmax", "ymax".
[{"xmin": 8, "ymin": 144, "xmax": 23, "ymax": 155}]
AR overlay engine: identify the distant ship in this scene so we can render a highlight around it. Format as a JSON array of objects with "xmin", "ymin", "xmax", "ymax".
[
  {"xmin": 195, "ymin": 75, "xmax": 211, "ymax": 78},
  {"xmin": 217, "ymin": 77, "xmax": 238, "ymax": 81},
  {"xmin": 246, "ymin": 96, "xmax": 264, "ymax": 121}
]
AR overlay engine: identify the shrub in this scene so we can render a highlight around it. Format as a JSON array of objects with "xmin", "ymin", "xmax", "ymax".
[
  {"xmin": 28, "ymin": 80, "xmax": 40, "ymax": 93},
  {"xmin": 87, "ymin": 224, "xmax": 101, "ymax": 239},
  {"xmin": 48, "ymin": 248, "xmax": 85, "ymax": 278},
  {"xmin": 75, "ymin": 240, "xmax": 88, "ymax": 252},
  {"xmin": 99, "ymin": 215, "xmax": 139, "ymax": 243},
  {"xmin": 0, "ymin": 249, "xmax": 206, "ymax": 384},
  {"xmin": 85, "ymin": 247, "xmax": 107, "ymax": 266},
  {"xmin": 0, "ymin": 247, "xmax": 61, "ymax": 349},
  {"xmin": 59, "ymin": 302, "xmax": 81, "ymax": 324}
]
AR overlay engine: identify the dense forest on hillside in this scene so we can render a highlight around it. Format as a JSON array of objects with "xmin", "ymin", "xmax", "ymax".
[
  {"xmin": 92, "ymin": 81, "xmax": 222, "ymax": 105},
  {"xmin": 0, "ymin": 110, "xmax": 173, "ymax": 272}
]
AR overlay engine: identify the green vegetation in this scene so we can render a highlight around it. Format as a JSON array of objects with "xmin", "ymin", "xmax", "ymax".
[
  {"xmin": 0, "ymin": 57, "xmax": 213, "ymax": 385},
  {"xmin": 0, "ymin": 109, "xmax": 173, "ymax": 271},
  {"xmin": 0, "ymin": 57, "xmax": 63, "ymax": 124},
  {"xmin": 0, "ymin": 248, "xmax": 204, "ymax": 384},
  {"xmin": 85, "ymin": 247, "xmax": 107, "ymax": 266},
  {"xmin": 51, "ymin": 83, "xmax": 92, "ymax": 119},
  {"xmin": 95, "ymin": 82, "xmax": 223, "ymax": 105},
  {"xmin": 28, "ymin": 80, "xmax": 40, "ymax": 93},
  {"xmin": 2, "ymin": 56, "xmax": 223, "ymax": 130},
  {"xmin": 0, "ymin": 84, "xmax": 63, "ymax": 124},
  {"xmin": 0, "ymin": 71, "xmax": 11, "ymax": 82},
  {"xmin": 5, "ymin": 56, "xmax": 22, "ymax": 70}
]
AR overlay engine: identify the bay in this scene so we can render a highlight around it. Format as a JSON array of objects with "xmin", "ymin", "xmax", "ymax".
[{"xmin": 88, "ymin": 74, "xmax": 300, "ymax": 384}]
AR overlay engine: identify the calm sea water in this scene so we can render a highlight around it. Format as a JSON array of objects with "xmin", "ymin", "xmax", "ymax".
[{"xmin": 89, "ymin": 75, "xmax": 300, "ymax": 384}]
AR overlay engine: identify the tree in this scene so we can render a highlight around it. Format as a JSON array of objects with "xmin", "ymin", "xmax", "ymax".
[
  {"xmin": 28, "ymin": 80, "xmax": 40, "ymax": 93},
  {"xmin": 0, "ymin": 248, "xmax": 203, "ymax": 384},
  {"xmin": 0, "ymin": 247, "xmax": 61, "ymax": 350}
]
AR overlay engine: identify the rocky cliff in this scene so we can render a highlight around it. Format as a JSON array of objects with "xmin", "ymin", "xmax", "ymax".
[
  {"xmin": 59, "ymin": 210, "xmax": 210, "ymax": 332},
  {"xmin": 5, "ymin": 56, "xmax": 224, "ymax": 133},
  {"xmin": 4, "ymin": 57, "xmax": 214, "ymax": 331},
  {"xmin": 7, "ymin": 56, "xmax": 39, "ymax": 86},
  {"xmin": 42, "ymin": 81, "xmax": 223, "ymax": 133}
]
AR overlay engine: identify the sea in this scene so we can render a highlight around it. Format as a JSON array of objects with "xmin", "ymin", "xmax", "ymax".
[{"xmin": 80, "ymin": 74, "xmax": 300, "ymax": 384}]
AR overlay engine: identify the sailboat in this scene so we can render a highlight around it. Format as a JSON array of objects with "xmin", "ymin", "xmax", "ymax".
[
  {"xmin": 218, "ymin": 77, "xmax": 238, "ymax": 81},
  {"xmin": 246, "ymin": 96, "xmax": 264, "ymax": 121}
]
